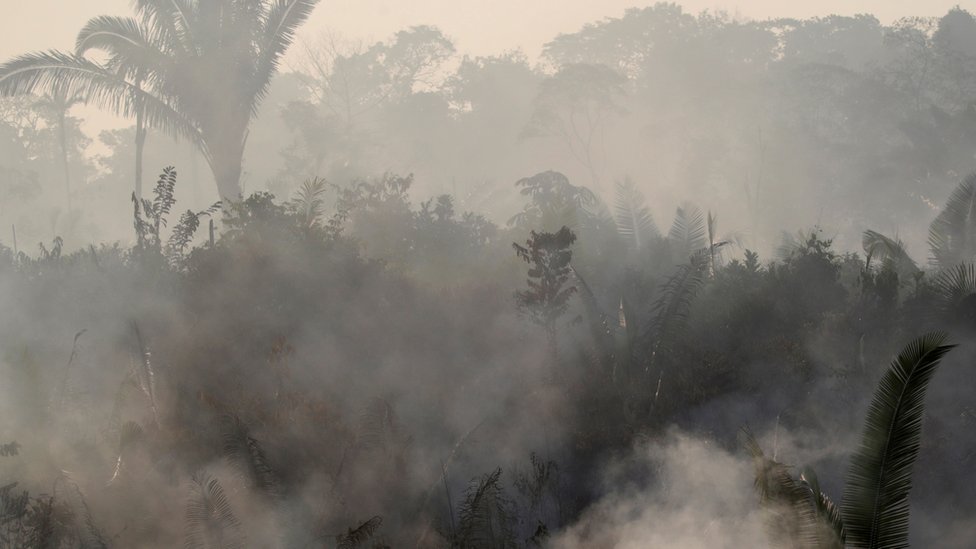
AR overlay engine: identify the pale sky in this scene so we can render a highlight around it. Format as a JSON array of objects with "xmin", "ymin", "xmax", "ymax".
[
  {"xmin": 2, "ymin": 1, "xmax": 962, "ymax": 62},
  {"xmin": 0, "ymin": 0, "xmax": 963, "ymax": 135}
]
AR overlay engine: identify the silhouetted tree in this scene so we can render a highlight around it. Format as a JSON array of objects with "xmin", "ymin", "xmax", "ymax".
[
  {"xmin": 513, "ymin": 226, "xmax": 577, "ymax": 363},
  {"xmin": 0, "ymin": 0, "xmax": 321, "ymax": 202}
]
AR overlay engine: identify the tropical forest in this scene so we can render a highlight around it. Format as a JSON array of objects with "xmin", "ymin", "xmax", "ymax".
[{"xmin": 0, "ymin": 1, "xmax": 975, "ymax": 547}]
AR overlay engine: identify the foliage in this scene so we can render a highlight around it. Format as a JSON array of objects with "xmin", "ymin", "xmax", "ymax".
[
  {"xmin": 0, "ymin": 0, "xmax": 322, "ymax": 200},
  {"xmin": 221, "ymin": 415, "xmax": 281, "ymax": 501},
  {"xmin": 508, "ymin": 171, "xmax": 596, "ymax": 230},
  {"xmin": 841, "ymin": 333, "xmax": 954, "ymax": 549},
  {"xmin": 928, "ymin": 173, "xmax": 976, "ymax": 268},
  {"xmin": 611, "ymin": 177, "xmax": 659, "ymax": 255},
  {"xmin": 184, "ymin": 474, "xmax": 245, "ymax": 549},
  {"xmin": 336, "ymin": 516, "xmax": 383, "ymax": 549},
  {"xmin": 456, "ymin": 469, "xmax": 517, "ymax": 549},
  {"xmin": 513, "ymin": 226, "xmax": 578, "ymax": 351},
  {"xmin": 747, "ymin": 333, "xmax": 955, "ymax": 549}
]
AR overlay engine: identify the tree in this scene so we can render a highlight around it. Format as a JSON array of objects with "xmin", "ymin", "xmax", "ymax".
[
  {"xmin": 513, "ymin": 226, "xmax": 577, "ymax": 362},
  {"xmin": 287, "ymin": 26, "xmax": 455, "ymax": 180},
  {"xmin": 0, "ymin": 0, "xmax": 320, "ymax": 202},
  {"xmin": 507, "ymin": 170, "xmax": 597, "ymax": 231},
  {"xmin": 297, "ymin": 26, "xmax": 454, "ymax": 134},
  {"xmin": 34, "ymin": 86, "xmax": 85, "ymax": 211},
  {"xmin": 521, "ymin": 64, "xmax": 626, "ymax": 186}
]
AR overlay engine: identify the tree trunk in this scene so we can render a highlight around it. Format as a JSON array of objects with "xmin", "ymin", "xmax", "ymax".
[
  {"xmin": 205, "ymin": 128, "xmax": 246, "ymax": 206},
  {"xmin": 135, "ymin": 107, "xmax": 146, "ymax": 200},
  {"xmin": 57, "ymin": 111, "xmax": 71, "ymax": 212},
  {"xmin": 210, "ymin": 152, "xmax": 243, "ymax": 205}
]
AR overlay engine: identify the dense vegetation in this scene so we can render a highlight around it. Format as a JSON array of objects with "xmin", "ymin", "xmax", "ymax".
[{"xmin": 1, "ymin": 2, "xmax": 976, "ymax": 548}]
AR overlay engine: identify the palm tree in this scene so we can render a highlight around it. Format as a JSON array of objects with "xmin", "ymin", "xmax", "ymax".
[
  {"xmin": 747, "ymin": 332, "xmax": 955, "ymax": 549},
  {"xmin": 0, "ymin": 0, "xmax": 320, "ymax": 203},
  {"xmin": 35, "ymin": 86, "xmax": 85, "ymax": 210},
  {"xmin": 928, "ymin": 172, "xmax": 976, "ymax": 268}
]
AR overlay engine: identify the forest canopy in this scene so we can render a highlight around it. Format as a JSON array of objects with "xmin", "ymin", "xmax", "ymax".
[{"xmin": 1, "ymin": 2, "xmax": 976, "ymax": 548}]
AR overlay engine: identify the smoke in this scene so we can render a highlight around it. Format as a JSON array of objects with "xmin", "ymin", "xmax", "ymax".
[{"xmin": 555, "ymin": 431, "xmax": 768, "ymax": 549}]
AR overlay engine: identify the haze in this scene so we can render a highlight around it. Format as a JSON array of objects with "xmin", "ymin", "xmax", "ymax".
[{"xmin": 1, "ymin": 1, "xmax": 975, "ymax": 548}]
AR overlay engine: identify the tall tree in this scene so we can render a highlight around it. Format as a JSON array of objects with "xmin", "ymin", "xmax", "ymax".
[
  {"xmin": 0, "ymin": 0, "xmax": 320, "ymax": 203},
  {"xmin": 35, "ymin": 86, "xmax": 85, "ymax": 211}
]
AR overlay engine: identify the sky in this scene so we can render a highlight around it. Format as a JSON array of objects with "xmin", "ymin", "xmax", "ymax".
[
  {"xmin": 1, "ymin": 1, "xmax": 962, "ymax": 62},
  {"xmin": 0, "ymin": 0, "xmax": 962, "ymax": 135}
]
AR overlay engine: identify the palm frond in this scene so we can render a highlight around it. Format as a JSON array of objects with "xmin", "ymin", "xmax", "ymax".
[
  {"xmin": 612, "ymin": 178, "xmax": 658, "ymax": 252},
  {"xmin": 289, "ymin": 176, "xmax": 329, "ymax": 228},
  {"xmin": 862, "ymin": 230, "xmax": 918, "ymax": 276},
  {"xmin": 132, "ymin": 0, "xmax": 196, "ymax": 58},
  {"xmin": 221, "ymin": 415, "xmax": 281, "ymax": 500},
  {"xmin": 0, "ymin": 51, "xmax": 201, "ymax": 144},
  {"xmin": 108, "ymin": 421, "xmax": 145, "ymax": 485},
  {"xmin": 928, "ymin": 173, "xmax": 976, "ymax": 268},
  {"xmin": 184, "ymin": 473, "xmax": 245, "ymax": 549},
  {"xmin": 931, "ymin": 263, "xmax": 976, "ymax": 325},
  {"xmin": 0, "ymin": 482, "xmax": 30, "ymax": 537},
  {"xmin": 799, "ymin": 468, "xmax": 845, "ymax": 549},
  {"xmin": 644, "ymin": 252, "xmax": 708, "ymax": 366},
  {"xmin": 251, "ymin": 0, "xmax": 321, "ymax": 110},
  {"xmin": 667, "ymin": 203, "xmax": 707, "ymax": 262},
  {"xmin": 54, "ymin": 474, "xmax": 109, "ymax": 548},
  {"xmin": 0, "ymin": 50, "xmax": 201, "ymax": 144},
  {"xmin": 76, "ymin": 16, "xmax": 167, "ymax": 79},
  {"xmin": 571, "ymin": 267, "xmax": 616, "ymax": 377},
  {"xmin": 841, "ymin": 332, "xmax": 955, "ymax": 549},
  {"xmin": 357, "ymin": 398, "xmax": 412, "ymax": 459},
  {"xmin": 456, "ymin": 468, "xmax": 517, "ymax": 549},
  {"xmin": 336, "ymin": 516, "xmax": 382, "ymax": 549},
  {"xmin": 742, "ymin": 430, "xmax": 818, "ymax": 548}
]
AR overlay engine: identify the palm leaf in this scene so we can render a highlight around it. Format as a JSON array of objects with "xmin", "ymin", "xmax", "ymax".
[
  {"xmin": 184, "ymin": 473, "xmax": 245, "ymax": 549},
  {"xmin": 931, "ymin": 263, "xmax": 976, "ymax": 324},
  {"xmin": 336, "ymin": 516, "xmax": 382, "ymax": 549},
  {"xmin": 62, "ymin": 479, "xmax": 108, "ymax": 549},
  {"xmin": 799, "ymin": 468, "xmax": 845, "ymax": 549},
  {"xmin": 862, "ymin": 230, "xmax": 918, "ymax": 277},
  {"xmin": 667, "ymin": 203, "xmax": 707, "ymax": 262},
  {"xmin": 742, "ymin": 430, "xmax": 817, "ymax": 549},
  {"xmin": 76, "ymin": 16, "xmax": 168, "ymax": 80},
  {"xmin": 570, "ymin": 267, "xmax": 617, "ymax": 378},
  {"xmin": 645, "ymin": 252, "xmax": 708, "ymax": 363},
  {"xmin": 0, "ymin": 50, "xmax": 201, "ymax": 144},
  {"xmin": 252, "ymin": 0, "xmax": 320, "ymax": 109},
  {"xmin": 221, "ymin": 415, "xmax": 281, "ymax": 500},
  {"xmin": 612, "ymin": 177, "xmax": 658, "ymax": 253},
  {"xmin": 289, "ymin": 176, "xmax": 329, "ymax": 228},
  {"xmin": 133, "ymin": 0, "xmax": 198, "ymax": 55},
  {"xmin": 928, "ymin": 173, "xmax": 976, "ymax": 268},
  {"xmin": 841, "ymin": 332, "xmax": 954, "ymax": 549},
  {"xmin": 456, "ymin": 468, "xmax": 517, "ymax": 549}
]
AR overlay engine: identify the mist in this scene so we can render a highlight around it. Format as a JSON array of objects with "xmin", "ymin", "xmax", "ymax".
[{"xmin": 0, "ymin": 1, "xmax": 975, "ymax": 548}]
